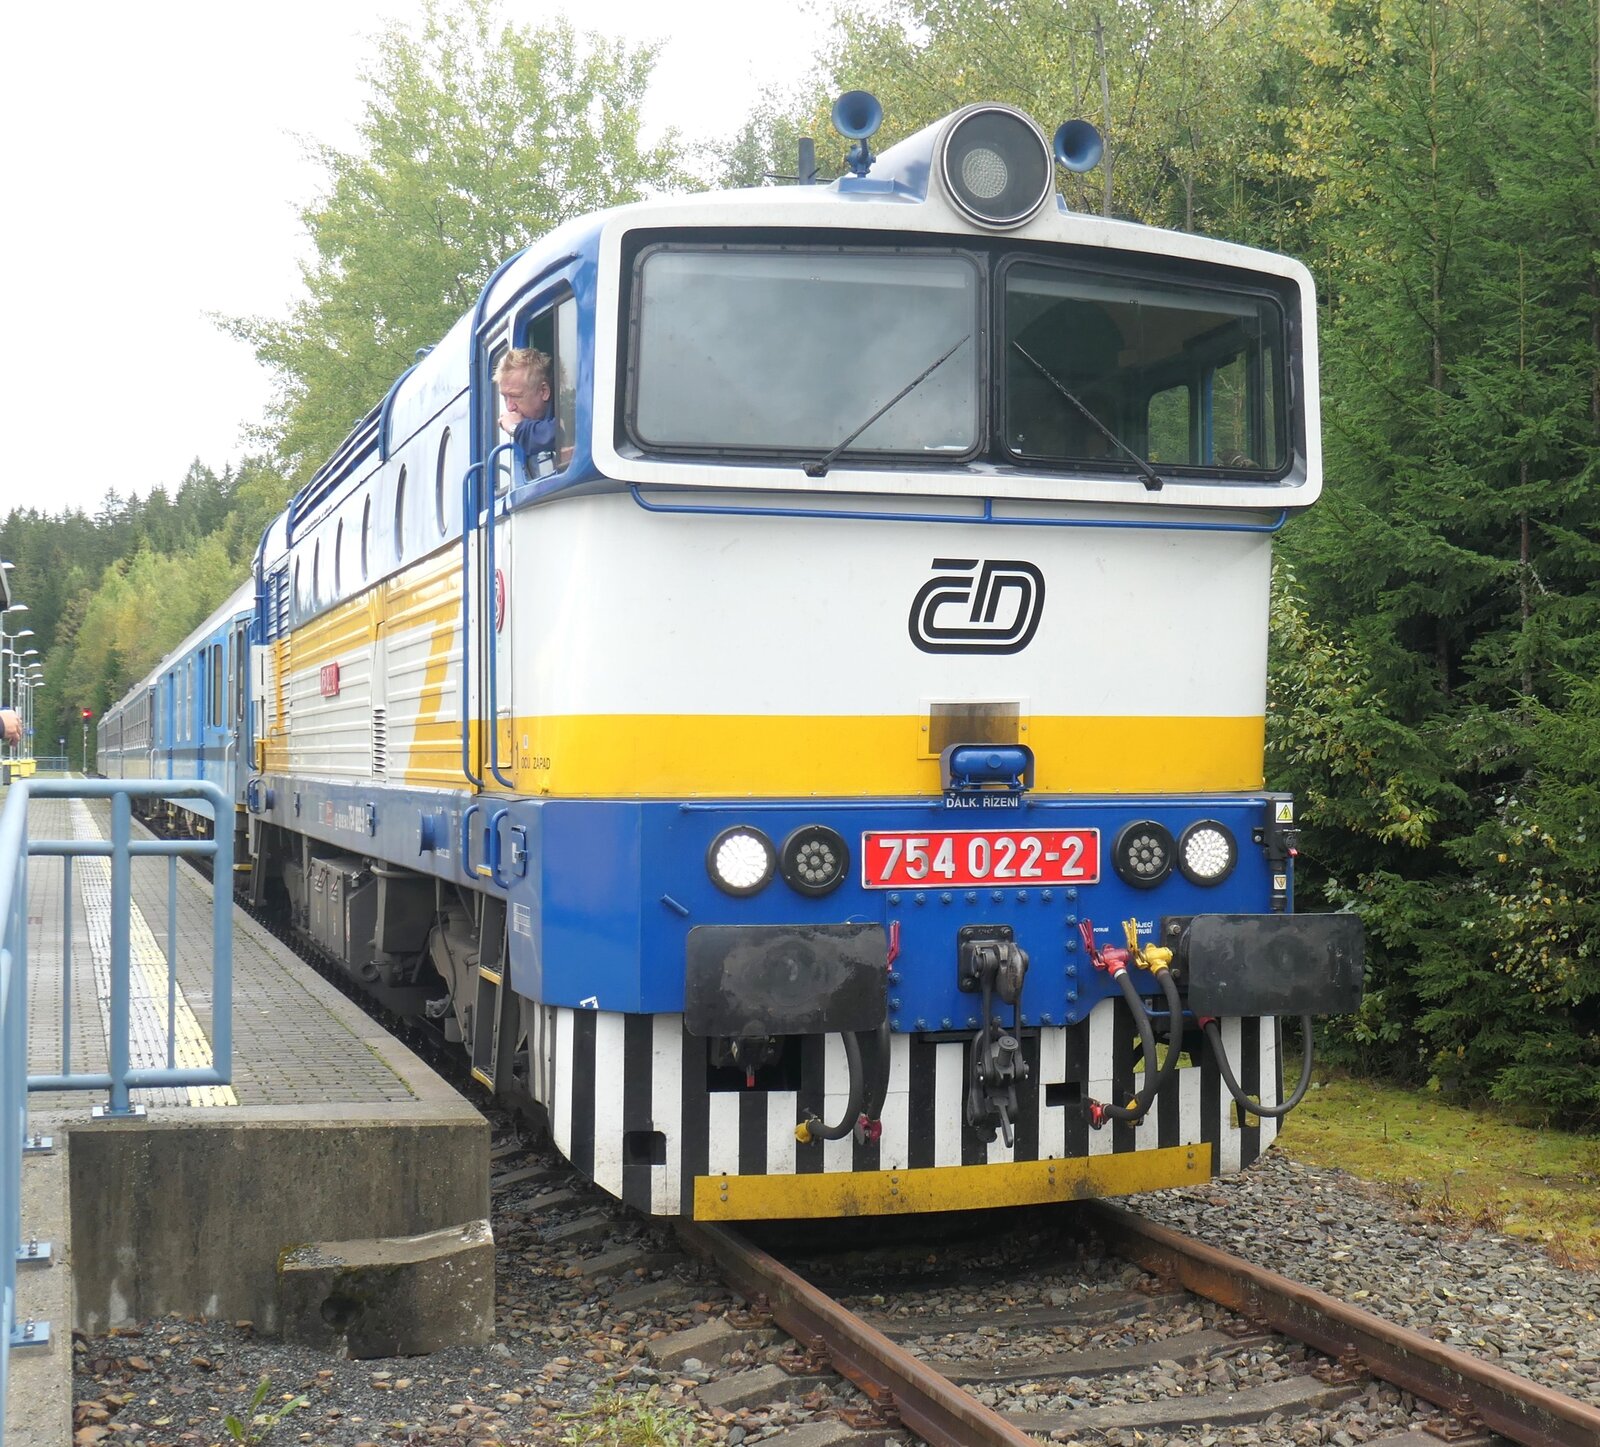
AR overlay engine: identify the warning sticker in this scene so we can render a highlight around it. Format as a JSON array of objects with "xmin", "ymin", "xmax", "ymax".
[{"xmin": 1275, "ymin": 801, "xmax": 1295, "ymax": 824}]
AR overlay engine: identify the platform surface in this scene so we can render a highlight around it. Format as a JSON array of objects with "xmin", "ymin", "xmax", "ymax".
[
  {"xmin": 7, "ymin": 788, "xmax": 489, "ymax": 1447},
  {"xmin": 22, "ymin": 793, "xmax": 423, "ymax": 1110}
]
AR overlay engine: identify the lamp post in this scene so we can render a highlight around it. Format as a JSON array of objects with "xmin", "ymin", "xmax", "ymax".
[
  {"xmin": 23, "ymin": 662, "xmax": 42, "ymax": 766},
  {"xmin": 1, "ymin": 602, "xmax": 30, "ymax": 764}
]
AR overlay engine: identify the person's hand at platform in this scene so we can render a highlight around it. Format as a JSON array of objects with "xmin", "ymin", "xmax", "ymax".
[{"xmin": 0, "ymin": 709, "xmax": 20, "ymax": 745}]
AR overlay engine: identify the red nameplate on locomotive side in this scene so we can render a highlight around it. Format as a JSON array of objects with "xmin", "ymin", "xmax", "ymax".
[{"xmin": 862, "ymin": 828, "xmax": 1100, "ymax": 889}]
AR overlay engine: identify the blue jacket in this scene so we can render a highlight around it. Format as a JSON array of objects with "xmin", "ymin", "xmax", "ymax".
[{"xmin": 514, "ymin": 414, "xmax": 559, "ymax": 476}]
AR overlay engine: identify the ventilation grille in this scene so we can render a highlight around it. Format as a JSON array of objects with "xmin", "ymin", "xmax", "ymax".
[
  {"xmin": 372, "ymin": 708, "xmax": 388, "ymax": 778},
  {"xmin": 270, "ymin": 569, "xmax": 290, "ymax": 639}
]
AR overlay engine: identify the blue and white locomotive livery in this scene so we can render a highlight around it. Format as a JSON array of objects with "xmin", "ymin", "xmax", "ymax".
[{"xmin": 99, "ymin": 97, "xmax": 1362, "ymax": 1219}]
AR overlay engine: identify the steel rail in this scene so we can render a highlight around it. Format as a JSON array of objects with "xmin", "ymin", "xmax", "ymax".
[
  {"xmin": 677, "ymin": 1221, "xmax": 1038, "ymax": 1447},
  {"xmin": 1085, "ymin": 1200, "xmax": 1600, "ymax": 1447}
]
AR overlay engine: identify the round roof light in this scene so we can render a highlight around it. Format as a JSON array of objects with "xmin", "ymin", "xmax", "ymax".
[
  {"xmin": 1178, "ymin": 821, "xmax": 1237, "ymax": 886},
  {"xmin": 939, "ymin": 105, "xmax": 1053, "ymax": 229},
  {"xmin": 707, "ymin": 826, "xmax": 776, "ymax": 897}
]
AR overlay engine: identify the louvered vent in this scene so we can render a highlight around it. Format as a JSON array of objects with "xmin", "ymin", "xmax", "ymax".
[
  {"xmin": 272, "ymin": 569, "xmax": 290, "ymax": 638},
  {"xmin": 372, "ymin": 707, "xmax": 388, "ymax": 778}
]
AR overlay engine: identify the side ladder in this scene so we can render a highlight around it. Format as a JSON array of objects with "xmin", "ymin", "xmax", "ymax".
[{"xmin": 469, "ymin": 898, "xmax": 517, "ymax": 1092}]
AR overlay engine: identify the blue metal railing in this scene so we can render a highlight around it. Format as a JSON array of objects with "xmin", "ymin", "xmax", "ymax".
[
  {"xmin": 23, "ymin": 780, "xmax": 234, "ymax": 1109},
  {"xmin": 2, "ymin": 778, "xmax": 35, "ymax": 1432},
  {"xmin": 3, "ymin": 779, "xmax": 234, "ymax": 1436}
]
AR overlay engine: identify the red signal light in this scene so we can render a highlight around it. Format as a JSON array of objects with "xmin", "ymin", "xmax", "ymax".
[{"xmin": 81, "ymin": 709, "xmax": 92, "ymax": 719}]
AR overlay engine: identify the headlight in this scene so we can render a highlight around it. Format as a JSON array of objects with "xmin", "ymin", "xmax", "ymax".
[
  {"xmin": 939, "ymin": 105, "xmax": 1053, "ymax": 228},
  {"xmin": 780, "ymin": 825, "xmax": 849, "ymax": 897},
  {"xmin": 1178, "ymin": 821, "xmax": 1236, "ymax": 886},
  {"xmin": 707, "ymin": 826, "xmax": 776, "ymax": 896},
  {"xmin": 1113, "ymin": 820, "xmax": 1175, "ymax": 889}
]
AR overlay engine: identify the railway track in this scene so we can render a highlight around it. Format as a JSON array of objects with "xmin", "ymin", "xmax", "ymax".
[
  {"xmin": 154, "ymin": 809, "xmax": 1600, "ymax": 1444},
  {"xmin": 673, "ymin": 1205, "xmax": 1600, "ymax": 1446}
]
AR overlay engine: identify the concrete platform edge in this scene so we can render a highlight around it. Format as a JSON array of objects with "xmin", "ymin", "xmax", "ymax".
[{"xmin": 4, "ymin": 1133, "xmax": 73, "ymax": 1447}]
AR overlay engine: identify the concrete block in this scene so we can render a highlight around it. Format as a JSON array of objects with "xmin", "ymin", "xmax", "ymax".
[
  {"xmin": 69, "ymin": 1111, "xmax": 489, "ymax": 1334},
  {"xmin": 574, "ymin": 1242, "xmax": 681, "ymax": 1279},
  {"xmin": 647, "ymin": 1316, "xmax": 778, "ymax": 1370},
  {"xmin": 694, "ymin": 1362, "xmax": 819, "ymax": 1413},
  {"xmin": 278, "ymin": 1219, "xmax": 494, "ymax": 1357},
  {"xmin": 607, "ymin": 1277, "xmax": 697, "ymax": 1312},
  {"xmin": 542, "ymin": 1210, "xmax": 617, "ymax": 1245}
]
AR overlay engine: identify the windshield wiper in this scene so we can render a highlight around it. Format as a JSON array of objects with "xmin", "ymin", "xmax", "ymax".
[
  {"xmin": 804, "ymin": 333, "xmax": 972, "ymax": 478},
  {"xmin": 1011, "ymin": 341, "xmax": 1164, "ymax": 492}
]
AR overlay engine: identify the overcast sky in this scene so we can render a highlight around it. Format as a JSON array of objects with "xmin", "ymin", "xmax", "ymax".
[{"xmin": 2, "ymin": 0, "xmax": 862, "ymax": 517}]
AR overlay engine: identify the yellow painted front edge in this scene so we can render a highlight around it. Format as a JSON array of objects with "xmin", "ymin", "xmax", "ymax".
[
  {"xmin": 504, "ymin": 715, "xmax": 1264, "ymax": 796},
  {"xmin": 692, "ymin": 1144, "xmax": 1212, "ymax": 1220}
]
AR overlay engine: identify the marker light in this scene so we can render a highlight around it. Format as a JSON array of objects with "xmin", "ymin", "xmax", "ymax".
[
  {"xmin": 707, "ymin": 826, "xmax": 777, "ymax": 896},
  {"xmin": 1178, "ymin": 821, "xmax": 1237, "ymax": 886},
  {"xmin": 780, "ymin": 824, "xmax": 849, "ymax": 897},
  {"xmin": 939, "ymin": 105, "xmax": 1053, "ymax": 228},
  {"xmin": 1113, "ymin": 820, "xmax": 1176, "ymax": 889}
]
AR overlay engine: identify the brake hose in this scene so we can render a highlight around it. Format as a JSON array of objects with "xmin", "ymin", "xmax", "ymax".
[
  {"xmin": 1203, "ymin": 1014, "xmax": 1315, "ymax": 1117},
  {"xmin": 796, "ymin": 1029, "xmax": 866, "ymax": 1143}
]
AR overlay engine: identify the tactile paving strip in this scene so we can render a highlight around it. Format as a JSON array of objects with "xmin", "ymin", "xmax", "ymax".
[{"xmin": 71, "ymin": 799, "xmax": 236, "ymax": 1108}]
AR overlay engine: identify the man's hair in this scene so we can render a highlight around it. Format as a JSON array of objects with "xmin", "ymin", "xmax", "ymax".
[{"xmin": 496, "ymin": 347, "xmax": 551, "ymax": 389}]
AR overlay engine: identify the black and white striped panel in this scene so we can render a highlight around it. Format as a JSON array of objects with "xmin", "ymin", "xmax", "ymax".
[{"xmin": 531, "ymin": 1000, "xmax": 1283, "ymax": 1216}]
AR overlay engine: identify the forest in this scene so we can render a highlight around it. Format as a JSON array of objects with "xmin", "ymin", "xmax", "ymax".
[{"xmin": 2, "ymin": 0, "xmax": 1596, "ymax": 1122}]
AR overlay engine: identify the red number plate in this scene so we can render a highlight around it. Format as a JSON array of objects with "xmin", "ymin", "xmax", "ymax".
[{"xmin": 862, "ymin": 829, "xmax": 1100, "ymax": 889}]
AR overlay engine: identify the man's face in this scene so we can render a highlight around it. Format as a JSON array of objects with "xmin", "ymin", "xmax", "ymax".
[{"xmin": 500, "ymin": 368, "xmax": 551, "ymax": 420}]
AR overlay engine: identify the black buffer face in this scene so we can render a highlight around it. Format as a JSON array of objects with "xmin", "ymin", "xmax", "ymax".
[{"xmin": 684, "ymin": 923, "xmax": 888, "ymax": 1038}]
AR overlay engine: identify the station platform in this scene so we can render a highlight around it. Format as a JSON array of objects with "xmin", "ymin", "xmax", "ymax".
[{"xmin": 8, "ymin": 792, "xmax": 489, "ymax": 1447}]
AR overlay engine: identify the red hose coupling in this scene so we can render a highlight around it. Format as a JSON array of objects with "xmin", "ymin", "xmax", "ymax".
[
  {"xmin": 853, "ymin": 1114, "xmax": 883, "ymax": 1145},
  {"xmin": 1087, "ymin": 1100, "xmax": 1108, "ymax": 1130}
]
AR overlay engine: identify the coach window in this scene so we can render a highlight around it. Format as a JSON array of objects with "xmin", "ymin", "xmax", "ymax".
[
  {"xmin": 233, "ymin": 622, "xmax": 248, "ymax": 724},
  {"xmin": 334, "ymin": 520, "xmax": 344, "ymax": 594},
  {"xmin": 211, "ymin": 645, "xmax": 222, "ymax": 728},
  {"xmin": 312, "ymin": 540, "xmax": 322, "ymax": 604},
  {"xmin": 435, "ymin": 427, "xmax": 452, "ymax": 535},
  {"xmin": 360, "ymin": 497, "xmax": 371, "ymax": 580},
  {"xmin": 394, "ymin": 466, "xmax": 408, "ymax": 562}
]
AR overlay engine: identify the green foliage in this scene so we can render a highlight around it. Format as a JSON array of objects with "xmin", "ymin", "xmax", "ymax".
[
  {"xmin": 2, "ymin": 460, "xmax": 285, "ymax": 769},
  {"xmin": 225, "ymin": 0, "xmax": 683, "ymax": 478},
  {"xmin": 222, "ymin": 1376, "xmax": 308, "ymax": 1445}
]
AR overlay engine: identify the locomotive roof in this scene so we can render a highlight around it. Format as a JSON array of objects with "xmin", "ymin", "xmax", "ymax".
[{"xmin": 270, "ymin": 103, "xmax": 1318, "ymax": 562}]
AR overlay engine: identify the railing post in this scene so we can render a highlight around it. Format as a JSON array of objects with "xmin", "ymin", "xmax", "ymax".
[{"xmin": 98, "ymin": 790, "xmax": 143, "ymax": 1119}]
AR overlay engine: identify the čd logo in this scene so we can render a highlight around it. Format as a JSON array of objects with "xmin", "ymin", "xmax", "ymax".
[{"xmin": 909, "ymin": 558, "xmax": 1046, "ymax": 654}]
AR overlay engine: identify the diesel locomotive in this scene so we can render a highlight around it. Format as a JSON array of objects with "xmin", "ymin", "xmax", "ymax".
[{"xmin": 99, "ymin": 95, "xmax": 1363, "ymax": 1218}]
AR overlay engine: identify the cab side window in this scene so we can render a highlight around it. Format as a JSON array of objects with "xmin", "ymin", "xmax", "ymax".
[{"xmin": 490, "ymin": 291, "xmax": 578, "ymax": 492}]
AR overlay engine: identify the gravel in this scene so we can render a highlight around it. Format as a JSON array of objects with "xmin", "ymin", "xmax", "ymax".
[
  {"xmin": 1136, "ymin": 1149, "xmax": 1600, "ymax": 1406},
  {"xmin": 70, "ymin": 1135, "xmax": 1600, "ymax": 1446}
]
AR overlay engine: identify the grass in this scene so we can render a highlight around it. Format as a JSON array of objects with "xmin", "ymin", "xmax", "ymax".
[
  {"xmin": 1273, "ymin": 1067, "xmax": 1600, "ymax": 1267},
  {"xmin": 555, "ymin": 1387, "xmax": 701, "ymax": 1446}
]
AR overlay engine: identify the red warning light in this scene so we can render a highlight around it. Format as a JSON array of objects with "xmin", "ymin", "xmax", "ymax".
[{"xmin": 81, "ymin": 708, "xmax": 92, "ymax": 719}]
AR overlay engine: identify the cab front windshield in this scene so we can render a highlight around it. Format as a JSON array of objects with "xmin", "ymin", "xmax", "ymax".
[
  {"xmin": 627, "ymin": 243, "xmax": 1290, "ymax": 477},
  {"xmin": 630, "ymin": 247, "xmax": 979, "ymax": 458}
]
